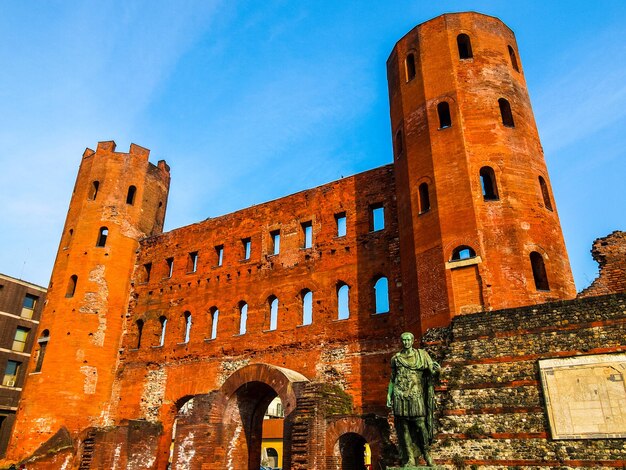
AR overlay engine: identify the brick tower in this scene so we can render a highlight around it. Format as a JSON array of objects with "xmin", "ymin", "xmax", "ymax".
[
  {"xmin": 8, "ymin": 142, "xmax": 170, "ymax": 459},
  {"xmin": 388, "ymin": 12, "xmax": 576, "ymax": 332}
]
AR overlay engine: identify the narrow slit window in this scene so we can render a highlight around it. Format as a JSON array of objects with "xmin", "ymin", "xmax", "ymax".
[
  {"xmin": 242, "ymin": 238, "xmax": 251, "ymax": 260},
  {"xmin": 239, "ymin": 302, "xmax": 248, "ymax": 335},
  {"xmin": 374, "ymin": 277, "xmax": 389, "ymax": 314},
  {"xmin": 395, "ymin": 128, "xmax": 403, "ymax": 157},
  {"xmin": 530, "ymin": 251, "xmax": 550, "ymax": 291},
  {"xmin": 34, "ymin": 330, "xmax": 49, "ymax": 373},
  {"xmin": 457, "ymin": 34, "xmax": 473, "ymax": 59},
  {"xmin": 337, "ymin": 283, "xmax": 350, "ymax": 320},
  {"xmin": 437, "ymin": 102, "xmax": 452, "ymax": 128},
  {"xmin": 451, "ymin": 246, "xmax": 476, "ymax": 261},
  {"xmin": 508, "ymin": 45, "xmax": 520, "ymax": 72},
  {"xmin": 126, "ymin": 185, "xmax": 137, "ymax": 205},
  {"xmin": 335, "ymin": 212, "xmax": 347, "ymax": 237},
  {"xmin": 96, "ymin": 227, "xmax": 109, "ymax": 247},
  {"xmin": 66, "ymin": 275, "xmax": 78, "ymax": 298},
  {"xmin": 65, "ymin": 228, "xmax": 74, "ymax": 248},
  {"xmin": 301, "ymin": 290, "xmax": 313, "ymax": 326},
  {"xmin": 215, "ymin": 245, "xmax": 224, "ymax": 267},
  {"xmin": 12, "ymin": 327, "xmax": 29, "ymax": 352},
  {"xmin": 88, "ymin": 181, "xmax": 100, "ymax": 200},
  {"xmin": 418, "ymin": 183, "xmax": 430, "ymax": 213},
  {"xmin": 188, "ymin": 252, "xmax": 198, "ymax": 273},
  {"xmin": 370, "ymin": 203, "xmax": 385, "ymax": 231},
  {"xmin": 498, "ymin": 98, "xmax": 515, "ymax": 127},
  {"xmin": 271, "ymin": 230, "xmax": 280, "ymax": 255},
  {"xmin": 135, "ymin": 320, "xmax": 144, "ymax": 349},
  {"xmin": 269, "ymin": 296, "xmax": 278, "ymax": 331},
  {"xmin": 183, "ymin": 311, "xmax": 192, "ymax": 343},
  {"xmin": 143, "ymin": 263, "xmax": 152, "ymax": 283},
  {"xmin": 405, "ymin": 53, "xmax": 416, "ymax": 81},
  {"xmin": 209, "ymin": 307, "xmax": 219, "ymax": 340},
  {"xmin": 302, "ymin": 221, "xmax": 313, "ymax": 249},
  {"xmin": 159, "ymin": 316, "xmax": 167, "ymax": 346},
  {"xmin": 166, "ymin": 257, "xmax": 174, "ymax": 278},
  {"xmin": 538, "ymin": 176, "xmax": 553, "ymax": 211},
  {"xmin": 480, "ymin": 166, "xmax": 499, "ymax": 200}
]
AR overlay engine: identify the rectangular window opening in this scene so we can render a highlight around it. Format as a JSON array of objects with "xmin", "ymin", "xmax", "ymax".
[
  {"xmin": 335, "ymin": 212, "xmax": 347, "ymax": 237},
  {"xmin": 3, "ymin": 360, "xmax": 21, "ymax": 387},
  {"xmin": 143, "ymin": 263, "xmax": 152, "ymax": 283},
  {"xmin": 215, "ymin": 245, "xmax": 224, "ymax": 267},
  {"xmin": 242, "ymin": 238, "xmax": 251, "ymax": 260},
  {"xmin": 188, "ymin": 251, "xmax": 198, "ymax": 273},
  {"xmin": 166, "ymin": 258, "xmax": 174, "ymax": 278},
  {"xmin": 370, "ymin": 204, "xmax": 385, "ymax": 232},
  {"xmin": 12, "ymin": 327, "xmax": 30, "ymax": 352},
  {"xmin": 270, "ymin": 230, "xmax": 280, "ymax": 255},
  {"xmin": 21, "ymin": 294, "xmax": 38, "ymax": 319},
  {"xmin": 302, "ymin": 221, "xmax": 313, "ymax": 249}
]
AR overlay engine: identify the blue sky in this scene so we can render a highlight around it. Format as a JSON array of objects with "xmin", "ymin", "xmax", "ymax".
[{"xmin": 0, "ymin": 1, "xmax": 624, "ymax": 290}]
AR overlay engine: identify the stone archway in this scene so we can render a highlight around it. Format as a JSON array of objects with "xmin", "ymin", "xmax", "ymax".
[
  {"xmin": 170, "ymin": 363, "xmax": 308, "ymax": 469},
  {"xmin": 325, "ymin": 417, "xmax": 384, "ymax": 470}
]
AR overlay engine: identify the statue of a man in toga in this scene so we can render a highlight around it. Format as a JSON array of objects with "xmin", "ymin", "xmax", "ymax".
[{"xmin": 387, "ymin": 332, "xmax": 440, "ymax": 467}]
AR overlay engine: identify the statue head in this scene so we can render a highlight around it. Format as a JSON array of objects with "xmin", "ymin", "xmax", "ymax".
[{"xmin": 400, "ymin": 331, "xmax": 415, "ymax": 350}]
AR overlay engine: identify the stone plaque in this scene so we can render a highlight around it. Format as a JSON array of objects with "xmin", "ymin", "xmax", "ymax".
[{"xmin": 539, "ymin": 353, "xmax": 626, "ymax": 439}]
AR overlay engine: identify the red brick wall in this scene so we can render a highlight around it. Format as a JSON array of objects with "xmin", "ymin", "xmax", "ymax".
[{"xmin": 578, "ymin": 231, "xmax": 626, "ymax": 298}]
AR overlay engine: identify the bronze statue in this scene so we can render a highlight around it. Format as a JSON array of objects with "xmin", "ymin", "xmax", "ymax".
[{"xmin": 387, "ymin": 332, "xmax": 440, "ymax": 467}]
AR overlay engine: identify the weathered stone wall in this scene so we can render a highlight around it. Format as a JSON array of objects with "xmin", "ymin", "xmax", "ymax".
[{"xmin": 579, "ymin": 231, "xmax": 626, "ymax": 298}]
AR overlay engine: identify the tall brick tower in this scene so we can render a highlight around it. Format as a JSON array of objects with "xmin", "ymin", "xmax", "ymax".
[
  {"xmin": 8, "ymin": 142, "xmax": 170, "ymax": 459},
  {"xmin": 388, "ymin": 12, "xmax": 576, "ymax": 332}
]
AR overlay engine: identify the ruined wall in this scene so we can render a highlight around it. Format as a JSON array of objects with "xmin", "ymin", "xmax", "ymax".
[
  {"xmin": 579, "ymin": 231, "xmax": 626, "ymax": 298},
  {"xmin": 427, "ymin": 293, "xmax": 626, "ymax": 468}
]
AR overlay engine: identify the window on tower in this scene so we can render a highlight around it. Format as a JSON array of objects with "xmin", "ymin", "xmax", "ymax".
[
  {"xmin": 538, "ymin": 176, "xmax": 553, "ymax": 211},
  {"xmin": 126, "ymin": 185, "xmax": 137, "ymax": 205},
  {"xmin": 498, "ymin": 98, "xmax": 515, "ymax": 127},
  {"xmin": 480, "ymin": 167, "xmax": 499, "ymax": 201},
  {"xmin": 437, "ymin": 102, "xmax": 452, "ymax": 129},
  {"xmin": 405, "ymin": 53, "xmax": 416, "ymax": 81},
  {"xmin": 96, "ymin": 227, "xmax": 108, "ymax": 247},
  {"xmin": 530, "ymin": 252, "xmax": 550, "ymax": 291},
  {"xmin": 508, "ymin": 45, "xmax": 520, "ymax": 72},
  {"xmin": 88, "ymin": 181, "xmax": 100, "ymax": 200},
  {"xmin": 457, "ymin": 34, "xmax": 473, "ymax": 59},
  {"xmin": 418, "ymin": 182, "xmax": 430, "ymax": 213},
  {"xmin": 451, "ymin": 246, "xmax": 476, "ymax": 261},
  {"xmin": 66, "ymin": 275, "xmax": 78, "ymax": 298}
]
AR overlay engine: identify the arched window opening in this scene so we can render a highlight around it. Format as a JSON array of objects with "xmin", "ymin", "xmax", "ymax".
[
  {"xmin": 88, "ymin": 181, "xmax": 100, "ymax": 200},
  {"xmin": 34, "ymin": 330, "xmax": 50, "ymax": 373},
  {"xmin": 508, "ymin": 45, "xmax": 520, "ymax": 72},
  {"xmin": 374, "ymin": 277, "xmax": 389, "ymax": 314},
  {"xmin": 183, "ymin": 311, "xmax": 192, "ymax": 343},
  {"xmin": 337, "ymin": 283, "xmax": 350, "ymax": 320},
  {"xmin": 135, "ymin": 320, "xmax": 144, "ymax": 349},
  {"xmin": 451, "ymin": 246, "xmax": 476, "ymax": 261},
  {"xmin": 126, "ymin": 185, "xmax": 137, "ymax": 205},
  {"xmin": 159, "ymin": 316, "xmax": 167, "ymax": 347},
  {"xmin": 498, "ymin": 98, "xmax": 515, "ymax": 127},
  {"xmin": 395, "ymin": 129, "xmax": 403, "ymax": 157},
  {"xmin": 301, "ymin": 289, "xmax": 313, "ymax": 326},
  {"xmin": 64, "ymin": 228, "xmax": 74, "ymax": 248},
  {"xmin": 479, "ymin": 166, "xmax": 499, "ymax": 200},
  {"xmin": 209, "ymin": 307, "xmax": 219, "ymax": 340},
  {"xmin": 405, "ymin": 53, "xmax": 416, "ymax": 81},
  {"xmin": 337, "ymin": 433, "xmax": 370, "ymax": 470},
  {"xmin": 268, "ymin": 296, "xmax": 278, "ymax": 331},
  {"xmin": 418, "ymin": 182, "xmax": 431, "ymax": 213},
  {"xmin": 538, "ymin": 176, "xmax": 553, "ymax": 211},
  {"xmin": 66, "ymin": 275, "xmax": 77, "ymax": 298},
  {"xmin": 239, "ymin": 302, "xmax": 248, "ymax": 335},
  {"xmin": 457, "ymin": 34, "xmax": 473, "ymax": 59},
  {"xmin": 437, "ymin": 102, "xmax": 452, "ymax": 129},
  {"xmin": 96, "ymin": 227, "xmax": 108, "ymax": 247},
  {"xmin": 530, "ymin": 251, "xmax": 550, "ymax": 291}
]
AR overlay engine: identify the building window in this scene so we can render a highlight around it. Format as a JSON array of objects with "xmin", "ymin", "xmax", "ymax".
[
  {"xmin": 437, "ymin": 102, "xmax": 452, "ymax": 129},
  {"xmin": 337, "ymin": 283, "xmax": 350, "ymax": 320},
  {"xmin": 405, "ymin": 53, "xmax": 416, "ymax": 81},
  {"xmin": 242, "ymin": 238, "xmax": 251, "ymax": 260},
  {"xmin": 498, "ymin": 98, "xmax": 515, "ymax": 127},
  {"xmin": 88, "ymin": 181, "xmax": 100, "ymax": 200},
  {"xmin": 183, "ymin": 311, "xmax": 192, "ymax": 343},
  {"xmin": 126, "ymin": 185, "xmax": 137, "ymax": 205},
  {"xmin": 301, "ymin": 289, "xmax": 313, "ymax": 326},
  {"xmin": 335, "ymin": 212, "xmax": 347, "ymax": 237},
  {"xmin": 166, "ymin": 257, "xmax": 174, "ymax": 278},
  {"xmin": 188, "ymin": 251, "xmax": 198, "ymax": 273},
  {"xmin": 457, "ymin": 34, "xmax": 473, "ymax": 59},
  {"xmin": 451, "ymin": 246, "xmax": 476, "ymax": 261},
  {"xmin": 239, "ymin": 302, "xmax": 248, "ymax": 335},
  {"xmin": 66, "ymin": 275, "xmax": 78, "ymax": 298},
  {"xmin": 3, "ymin": 361, "xmax": 21, "ymax": 387},
  {"xmin": 418, "ymin": 182, "xmax": 430, "ymax": 213},
  {"xmin": 530, "ymin": 251, "xmax": 550, "ymax": 291},
  {"xmin": 374, "ymin": 277, "xmax": 389, "ymax": 314},
  {"xmin": 302, "ymin": 221, "xmax": 313, "ymax": 249},
  {"xmin": 270, "ymin": 230, "xmax": 280, "ymax": 255},
  {"xmin": 135, "ymin": 320, "xmax": 144, "ymax": 349},
  {"xmin": 159, "ymin": 316, "xmax": 167, "ymax": 346},
  {"xmin": 395, "ymin": 128, "xmax": 403, "ymax": 157},
  {"xmin": 370, "ymin": 203, "xmax": 385, "ymax": 231},
  {"xmin": 96, "ymin": 227, "xmax": 108, "ymax": 247},
  {"xmin": 12, "ymin": 327, "xmax": 30, "ymax": 352},
  {"xmin": 508, "ymin": 45, "xmax": 520, "ymax": 72},
  {"xmin": 480, "ymin": 166, "xmax": 499, "ymax": 201},
  {"xmin": 142, "ymin": 263, "xmax": 152, "ymax": 283},
  {"xmin": 538, "ymin": 176, "xmax": 553, "ymax": 211},
  {"xmin": 215, "ymin": 245, "xmax": 224, "ymax": 266},
  {"xmin": 268, "ymin": 296, "xmax": 278, "ymax": 331},
  {"xmin": 209, "ymin": 307, "xmax": 219, "ymax": 340},
  {"xmin": 21, "ymin": 294, "xmax": 38, "ymax": 319},
  {"xmin": 64, "ymin": 228, "xmax": 74, "ymax": 248},
  {"xmin": 34, "ymin": 330, "xmax": 49, "ymax": 373}
]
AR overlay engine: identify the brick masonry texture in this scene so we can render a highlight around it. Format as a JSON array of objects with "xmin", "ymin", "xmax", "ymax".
[{"xmin": 4, "ymin": 11, "xmax": 626, "ymax": 470}]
